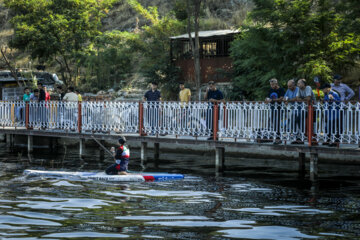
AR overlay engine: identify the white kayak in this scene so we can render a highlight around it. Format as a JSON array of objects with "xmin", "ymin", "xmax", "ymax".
[
  {"xmin": 23, "ymin": 169, "xmax": 145, "ymax": 182},
  {"xmin": 23, "ymin": 169, "xmax": 184, "ymax": 182}
]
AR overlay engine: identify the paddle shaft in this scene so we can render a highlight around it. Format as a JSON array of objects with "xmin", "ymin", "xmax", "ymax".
[{"xmin": 91, "ymin": 136, "xmax": 116, "ymax": 160}]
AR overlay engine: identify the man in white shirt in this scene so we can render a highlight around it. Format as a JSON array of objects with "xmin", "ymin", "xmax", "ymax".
[{"xmin": 63, "ymin": 87, "xmax": 79, "ymax": 102}]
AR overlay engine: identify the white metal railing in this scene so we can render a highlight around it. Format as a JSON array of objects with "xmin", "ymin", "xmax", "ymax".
[
  {"xmin": 218, "ymin": 102, "xmax": 308, "ymax": 142},
  {"xmin": 0, "ymin": 101, "xmax": 26, "ymax": 127},
  {"xmin": 81, "ymin": 101, "xmax": 139, "ymax": 133},
  {"xmin": 28, "ymin": 101, "xmax": 78, "ymax": 130},
  {"xmin": 142, "ymin": 101, "xmax": 210, "ymax": 136},
  {"xmin": 313, "ymin": 102, "xmax": 360, "ymax": 144},
  {"xmin": 0, "ymin": 100, "xmax": 359, "ymax": 145}
]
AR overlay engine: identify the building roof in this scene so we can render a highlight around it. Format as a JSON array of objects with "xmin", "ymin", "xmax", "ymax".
[{"xmin": 170, "ymin": 29, "xmax": 240, "ymax": 40}]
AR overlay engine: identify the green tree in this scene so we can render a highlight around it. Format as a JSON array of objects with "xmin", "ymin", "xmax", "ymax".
[
  {"xmin": 4, "ymin": 0, "xmax": 115, "ymax": 85},
  {"xmin": 230, "ymin": 0, "xmax": 360, "ymax": 100},
  {"xmin": 127, "ymin": 0, "xmax": 185, "ymax": 100}
]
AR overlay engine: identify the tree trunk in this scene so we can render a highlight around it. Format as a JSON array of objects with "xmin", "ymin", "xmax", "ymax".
[{"xmin": 186, "ymin": 0, "xmax": 202, "ymax": 100}]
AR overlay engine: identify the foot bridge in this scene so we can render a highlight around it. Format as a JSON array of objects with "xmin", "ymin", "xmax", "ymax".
[{"xmin": 1, "ymin": 100, "xmax": 359, "ymax": 181}]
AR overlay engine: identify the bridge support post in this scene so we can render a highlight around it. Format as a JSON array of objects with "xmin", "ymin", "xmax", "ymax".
[
  {"xmin": 298, "ymin": 152, "xmax": 306, "ymax": 177},
  {"xmin": 27, "ymin": 135, "xmax": 33, "ymax": 153},
  {"xmin": 99, "ymin": 140, "xmax": 105, "ymax": 161},
  {"xmin": 141, "ymin": 142, "xmax": 147, "ymax": 164},
  {"xmin": 6, "ymin": 134, "xmax": 14, "ymax": 148},
  {"xmin": 310, "ymin": 153, "xmax": 318, "ymax": 182},
  {"xmin": 215, "ymin": 147, "xmax": 225, "ymax": 173},
  {"xmin": 154, "ymin": 143, "xmax": 160, "ymax": 160},
  {"xmin": 79, "ymin": 139, "xmax": 85, "ymax": 158}
]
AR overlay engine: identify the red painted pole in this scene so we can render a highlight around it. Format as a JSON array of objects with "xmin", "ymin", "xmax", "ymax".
[
  {"xmin": 25, "ymin": 102, "xmax": 29, "ymax": 129},
  {"xmin": 78, "ymin": 102, "xmax": 82, "ymax": 133},
  {"xmin": 307, "ymin": 102, "xmax": 313, "ymax": 146},
  {"xmin": 213, "ymin": 103, "xmax": 219, "ymax": 141},
  {"xmin": 139, "ymin": 101, "xmax": 144, "ymax": 136}
]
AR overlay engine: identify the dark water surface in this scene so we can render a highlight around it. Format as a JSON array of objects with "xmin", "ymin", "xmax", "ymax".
[{"xmin": 0, "ymin": 142, "xmax": 360, "ymax": 239}]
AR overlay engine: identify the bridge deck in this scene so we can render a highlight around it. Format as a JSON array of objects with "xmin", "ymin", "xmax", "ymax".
[{"xmin": 1, "ymin": 127, "xmax": 359, "ymax": 156}]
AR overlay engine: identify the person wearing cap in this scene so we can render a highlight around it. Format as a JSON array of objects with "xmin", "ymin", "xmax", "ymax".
[
  {"xmin": 106, "ymin": 136, "xmax": 130, "ymax": 175},
  {"xmin": 331, "ymin": 74, "xmax": 355, "ymax": 101},
  {"xmin": 320, "ymin": 83, "xmax": 341, "ymax": 147},
  {"xmin": 205, "ymin": 81, "xmax": 224, "ymax": 140},
  {"xmin": 312, "ymin": 76, "xmax": 324, "ymax": 101}
]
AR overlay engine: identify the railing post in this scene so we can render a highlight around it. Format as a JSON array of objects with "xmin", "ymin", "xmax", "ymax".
[
  {"xmin": 139, "ymin": 101, "xmax": 144, "ymax": 136},
  {"xmin": 25, "ymin": 102, "xmax": 29, "ymax": 130},
  {"xmin": 307, "ymin": 101, "xmax": 313, "ymax": 146},
  {"xmin": 213, "ymin": 103, "xmax": 219, "ymax": 141},
  {"xmin": 78, "ymin": 101, "xmax": 82, "ymax": 133}
]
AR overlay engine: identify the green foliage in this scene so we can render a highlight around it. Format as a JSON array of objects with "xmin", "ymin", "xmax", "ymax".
[
  {"xmin": 78, "ymin": 30, "xmax": 142, "ymax": 90},
  {"xmin": 5, "ymin": 0, "xmax": 116, "ymax": 85},
  {"xmin": 230, "ymin": 0, "xmax": 360, "ymax": 100}
]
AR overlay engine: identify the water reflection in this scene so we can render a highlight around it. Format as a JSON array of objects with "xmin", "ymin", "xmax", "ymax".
[{"xmin": 0, "ymin": 143, "xmax": 359, "ymax": 239}]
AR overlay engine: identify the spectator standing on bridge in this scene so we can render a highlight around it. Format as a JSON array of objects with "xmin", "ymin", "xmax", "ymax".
[
  {"xmin": 321, "ymin": 83, "xmax": 341, "ymax": 147},
  {"xmin": 56, "ymin": 86, "xmax": 65, "ymax": 101},
  {"xmin": 37, "ymin": 83, "xmax": 46, "ymax": 102},
  {"xmin": 313, "ymin": 76, "xmax": 324, "ymax": 101},
  {"xmin": 265, "ymin": 78, "xmax": 285, "ymax": 144},
  {"xmin": 284, "ymin": 79, "xmax": 298, "ymax": 102},
  {"xmin": 143, "ymin": 82, "xmax": 161, "ymax": 135},
  {"xmin": 331, "ymin": 74, "xmax": 355, "ymax": 102},
  {"xmin": 179, "ymin": 82, "xmax": 191, "ymax": 103},
  {"xmin": 63, "ymin": 87, "xmax": 79, "ymax": 102},
  {"xmin": 23, "ymin": 87, "xmax": 31, "ymax": 102},
  {"xmin": 292, "ymin": 79, "xmax": 315, "ymax": 144},
  {"xmin": 30, "ymin": 89, "xmax": 39, "ymax": 101},
  {"xmin": 205, "ymin": 81, "xmax": 224, "ymax": 140},
  {"xmin": 75, "ymin": 89, "xmax": 82, "ymax": 102},
  {"xmin": 44, "ymin": 86, "xmax": 51, "ymax": 101},
  {"xmin": 295, "ymin": 79, "xmax": 315, "ymax": 102},
  {"xmin": 63, "ymin": 87, "xmax": 79, "ymax": 130},
  {"xmin": 106, "ymin": 136, "xmax": 130, "ymax": 175}
]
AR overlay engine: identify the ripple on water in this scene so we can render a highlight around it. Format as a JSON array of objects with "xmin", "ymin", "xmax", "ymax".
[
  {"xmin": 218, "ymin": 226, "xmax": 318, "ymax": 239},
  {"xmin": 51, "ymin": 180, "xmax": 83, "ymax": 187},
  {"xmin": 116, "ymin": 215, "xmax": 209, "ymax": 221},
  {"xmin": 43, "ymin": 231, "xmax": 129, "ymax": 238},
  {"xmin": 224, "ymin": 205, "xmax": 333, "ymax": 216},
  {"xmin": 8, "ymin": 211, "xmax": 67, "ymax": 220},
  {"xmin": 146, "ymin": 220, "xmax": 256, "ymax": 228},
  {"xmin": 0, "ymin": 215, "xmax": 61, "ymax": 226},
  {"xmin": 16, "ymin": 196, "xmax": 111, "ymax": 211}
]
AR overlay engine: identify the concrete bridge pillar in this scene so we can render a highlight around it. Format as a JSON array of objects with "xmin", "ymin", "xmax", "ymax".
[
  {"xmin": 79, "ymin": 138, "xmax": 85, "ymax": 158},
  {"xmin": 141, "ymin": 142, "xmax": 148, "ymax": 164},
  {"xmin": 6, "ymin": 134, "xmax": 14, "ymax": 148},
  {"xmin": 27, "ymin": 135, "xmax": 33, "ymax": 153},
  {"xmin": 310, "ymin": 153, "xmax": 318, "ymax": 182},
  {"xmin": 154, "ymin": 143, "xmax": 160, "ymax": 160},
  {"xmin": 215, "ymin": 147, "xmax": 225, "ymax": 173},
  {"xmin": 298, "ymin": 152, "xmax": 306, "ymax": 177},
  {"xmin": 99, "ymin": 140, "xmax": 105, "ymax": 161}
]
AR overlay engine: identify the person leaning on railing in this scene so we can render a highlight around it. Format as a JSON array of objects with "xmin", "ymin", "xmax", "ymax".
[
  {"xmin": 320, "ymin": 83, "xmax": 341, "ymax": 147},
  {"xmin": 143, "ymin": 82, "xmax": 161, "ymax": 135},
  {"xmin": 292, "ymin": 79, "xmax": 315, "ymax": 144},
  {"xmin": 265, "ymin": 78, "xmax": 285, "ymax": 144},
  {"xmin": 205, "ymin": 81, "xmax": 224, "ymax": 140}
]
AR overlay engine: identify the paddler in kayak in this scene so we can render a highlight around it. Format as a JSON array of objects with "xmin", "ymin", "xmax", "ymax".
[{"xmin": 106, "ymin": 136, "xmax": 130, "ymax": 175}]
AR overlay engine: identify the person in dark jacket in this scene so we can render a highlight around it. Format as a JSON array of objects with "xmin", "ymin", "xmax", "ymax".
[
  {"xmin": 37, "ymin": 83, "xmax": 46, "ymax": 102},
  {"xmin": 105, "ymin": 136, "xmax": 130, "ymax": 175}
]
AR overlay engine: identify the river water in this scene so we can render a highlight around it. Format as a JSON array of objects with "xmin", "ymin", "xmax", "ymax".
[{"xmin": 0, "ymin": 142, "xmax": 359, "ymax": 239}]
